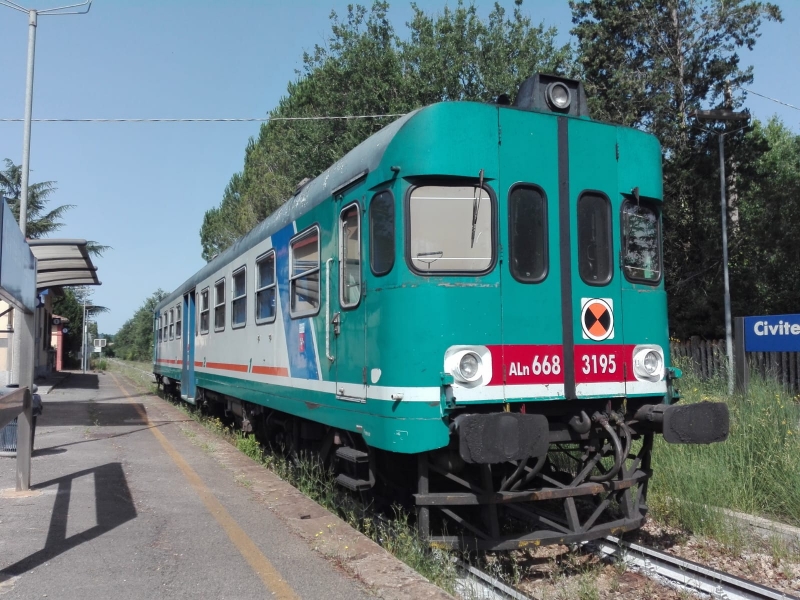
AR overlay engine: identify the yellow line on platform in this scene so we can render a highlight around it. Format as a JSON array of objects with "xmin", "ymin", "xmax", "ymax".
[{"xmin": 109, "ymin": 373, "xmax": 300, "ymax": 600}]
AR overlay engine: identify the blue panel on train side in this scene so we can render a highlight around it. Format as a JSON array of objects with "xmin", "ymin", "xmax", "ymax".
[{"xmin": 272, "ymin": 223, "xmax": 321, "ymax": 380}]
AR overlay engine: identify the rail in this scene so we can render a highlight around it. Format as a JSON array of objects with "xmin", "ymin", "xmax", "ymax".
[{"xmin": 596, "ymin": 535, "xmax": 799, "ymax": 600}]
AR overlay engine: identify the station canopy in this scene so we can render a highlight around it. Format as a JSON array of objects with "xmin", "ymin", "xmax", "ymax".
[{"xmin": 28, "ymin": 239, "xmax": 101, "ymax": 289}]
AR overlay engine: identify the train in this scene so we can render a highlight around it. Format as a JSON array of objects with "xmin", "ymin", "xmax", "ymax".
[{"xmin": 153, "ymin": 73, "xmax": 730, "ymax": 551}]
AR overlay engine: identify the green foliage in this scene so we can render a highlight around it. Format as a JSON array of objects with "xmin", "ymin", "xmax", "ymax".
[
  {"xmin": 200, "ymin": 0, "xmax": 572, "ymax": 261},
  {"xmin": 113, "ymin": 289, "xmax": 168, "ymax": 361},
  {"xmin": 570, "ymin": 0, "xmax": 785, "ymax": 337},
  {"xmin": 0, "ymin": 158, "xmax": 74, "ymax": 238},
  {"xmin": 51, "ymin": 287, "xmax": 107, "ymax": 368}
]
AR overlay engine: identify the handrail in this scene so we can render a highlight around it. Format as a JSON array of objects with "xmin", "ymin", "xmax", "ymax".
[{"xmin": 325, "ymin": 258, "xmax": 335, "ymax": 363}]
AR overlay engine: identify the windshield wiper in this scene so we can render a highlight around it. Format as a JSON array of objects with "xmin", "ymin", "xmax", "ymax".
[{"xmin": 470, "ymin": 169, "xmax": 484, "ymax": 249}]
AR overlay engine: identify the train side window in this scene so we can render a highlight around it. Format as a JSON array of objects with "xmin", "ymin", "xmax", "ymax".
[
  {"xmin": 255, "ymin": 251, "xmax": 276, "ymax": 324},
  {"xmin": 340, "ymin": 204, "xmax": 361, "ymax": 308},
  {"xmin": 621, "ymin": 200, "xmax": 662, "ymax": 284},
  {"xmin": 577, "ymin": 192, "xmax": 613, "ymax": 286},
  {"xmin": 231, "ymin": 267, "xmax": 247, "ymax": 329},
  {"xmin": 176, "ymin": 305, "xmax": 182, "ymax": 339},
  {"xmin": 290, "ymin": 227, "xmax": 320, "ymax": 317},
  {"xmin": 158, "ymin": 316, "xmax": 162, "ymax": 343},
  {"xmin": 199, "ymin": 287, "xmax": 209, "ymax": 334},
  {"xmin": 370, "ymin": 191, "xmax": 394, "ymax": 276},
  {"xmin": 163, "ymin": 314, "xmax": 168, "ymax": 342},
  {"xmin": 214, "ymin": 279, "xmax": 226, "ymax": 332},
  {"xmin": 169, "ymin": 309, "xmax": 174, "ymax": 340},
  {"xmin": 509, "ymin": 185, "xmax": 548, "ymax": 282},
  {"xmin": 408, "ymin": 184, "xmax": 494, "ymax": 274}
]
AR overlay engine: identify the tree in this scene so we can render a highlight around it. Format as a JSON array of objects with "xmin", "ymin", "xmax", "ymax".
[
  {"xmin": 114, "ymin": 289, "xmax": 168, "ymax": 361},
  {"xmin": 0, "ymin": 159, "xmax": 111, "ymax": 258},
  {"xmin": 0, "ymin": 159, "xmax": 73, "ymax": 239},
  {"xmin": 570, "ymin": 0, "xmax": 782, "ymax": 337},
  {"xmin": 199, "ymin": 0, "xmax": 573, "ymax": 261},
  {"xmin": 51, "ymin": 286, "xmax": 109, "ymax": 368}
]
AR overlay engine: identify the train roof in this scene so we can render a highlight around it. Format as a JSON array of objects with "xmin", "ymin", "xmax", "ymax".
[{"xmin": 156, "ymin": 108, "xmax": 421, "ymax": 312}]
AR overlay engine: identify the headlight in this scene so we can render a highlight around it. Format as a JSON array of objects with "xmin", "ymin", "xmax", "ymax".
[
  {"xmin": 643, "ymin": 351, "xmax": 660, "ymax": 375},
  {"xmin": 546, "ymin": 82, "xmax": 571, "ymax": 111},
  {"xmin": 633, "ymin": 346, "xmax": 664, "ymax": 381},
  {"xmin": 456, "ymin": 352, "xmax": 482, "ymax": 382},
  {"xmin": 443, "ymin": 346, "xmax": 492, "ymax": 388}
]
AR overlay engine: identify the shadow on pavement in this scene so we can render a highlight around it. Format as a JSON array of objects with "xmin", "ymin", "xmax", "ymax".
[
  {"xmin": 35, "ymin": 421, "xmax": 184, "ymax": 454},
  {"xmin": 41, "ymin": 402, "xmax": 149, "ymax": 427},
  {"xmin": 56, "ymin": 373, "xmax": 99, "ymax": 391},
  {"xmin": 0, "ymin": 462, "xmax": 137, "ymax": 579}
]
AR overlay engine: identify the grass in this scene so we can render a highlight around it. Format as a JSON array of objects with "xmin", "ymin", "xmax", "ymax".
[{"xmin": 649, "ymin": 359, "xmax": 800, "ymax": 546}]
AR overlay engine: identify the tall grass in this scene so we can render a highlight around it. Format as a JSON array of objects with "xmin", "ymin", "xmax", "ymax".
[{"xmin": 649, "ymin": 362, "xmax": 800, "ymax": 540}]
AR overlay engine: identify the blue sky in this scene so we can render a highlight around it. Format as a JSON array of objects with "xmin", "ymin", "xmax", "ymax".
[{"xmin": 1, "ymin": 0, "xmax": 797, "ymax": 334}]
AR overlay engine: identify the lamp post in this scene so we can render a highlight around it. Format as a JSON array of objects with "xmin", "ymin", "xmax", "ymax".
[
  {"xmin": 691, "ymin": 109, "xmax": 750, "ymax": 395},
  {"xmin": 0, "ymin": 0, "xmax": 92, "ymax": 236}
]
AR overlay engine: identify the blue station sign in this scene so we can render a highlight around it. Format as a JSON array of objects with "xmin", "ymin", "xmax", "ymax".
[{"xmin": 743, "ymin": 313, "xmax": 800, "ymax": 352}]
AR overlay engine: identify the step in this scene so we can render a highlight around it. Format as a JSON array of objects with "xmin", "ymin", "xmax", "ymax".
[
  {"xmin": 336, "ymin": 446, "xmax": 369, "ymax": 464},
  {"xmin": 335, "ymin": 473, "xmax": 372, "ymax": 492}
]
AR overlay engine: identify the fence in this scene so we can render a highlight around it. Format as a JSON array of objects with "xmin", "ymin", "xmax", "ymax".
[{"xmin": 670, "ymin": 338, "xmax": 800, "ymax": 395}]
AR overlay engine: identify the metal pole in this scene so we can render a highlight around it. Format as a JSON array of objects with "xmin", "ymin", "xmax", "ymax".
[
  {"xmin": 19, "ymin": 9, "xmax": 38, "ymax": 237},
  {"xmin": 719, "ymin": 132, "xmax": 734, "ymax": 395},
  {"xmin": 82, "ymin": 299, "xmax": 86, "ymax": 373}
]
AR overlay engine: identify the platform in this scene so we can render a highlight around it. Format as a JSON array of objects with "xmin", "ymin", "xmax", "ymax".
[{"xmin": 0, "ymin": 371, "xmax": 451, "ymax": 599}]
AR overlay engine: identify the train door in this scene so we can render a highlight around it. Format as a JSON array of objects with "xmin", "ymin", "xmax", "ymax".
[
  {"xmin": 497, "ymin": 109, "xmax": 565, "ymax": 401},
  {"xmin": 334, "ymin": 200, "xmax": 367, "ymax": 402},
  {"xmin": 181, "ymin": 290, "xmax": 196, "ymax": 401},
  {"xmin": 566, "ymin": 119, "xmax": 625, "ymax": 400}
]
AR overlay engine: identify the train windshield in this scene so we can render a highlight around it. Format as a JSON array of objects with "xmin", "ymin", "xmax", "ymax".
[
  {"xmin": 621, "ymin": 201, "xmax": 661, "ymax": 283},
  {"xmin": 408, "ymin": 184, "xmax": 493, "ymax": 273}
]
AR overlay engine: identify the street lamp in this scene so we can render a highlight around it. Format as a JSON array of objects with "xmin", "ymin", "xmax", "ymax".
[
  {"xmin": 0, "ymin": 0, "xmax": 92, "ymax": 236},
  {"xmin": 691, "ymin": 108, "xmax": 750, "ymax": 395}
]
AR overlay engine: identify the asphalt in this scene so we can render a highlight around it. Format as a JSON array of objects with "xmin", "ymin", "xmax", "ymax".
[{"xmin": 0, "ymin": 371, "xmax": 447, "ymax": 599}]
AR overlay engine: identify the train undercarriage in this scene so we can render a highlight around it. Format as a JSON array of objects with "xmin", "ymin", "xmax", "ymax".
[{"xmin": 156, "ymin": 376, "xmax": 728, "ymax": 551}]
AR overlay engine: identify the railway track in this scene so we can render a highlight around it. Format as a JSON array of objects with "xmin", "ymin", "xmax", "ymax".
[
  {"xmin": 454, "ymin": 535, "xmax": 799, "ymax": 600},
  {"xmin": 595, "ymin": 535, "xmax": 798, "ymax": 600}
]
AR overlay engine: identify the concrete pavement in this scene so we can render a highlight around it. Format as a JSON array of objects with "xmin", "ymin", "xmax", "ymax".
[{"xmin": 0, "ymin": 371, "xmax": 451, "ymax": 599}]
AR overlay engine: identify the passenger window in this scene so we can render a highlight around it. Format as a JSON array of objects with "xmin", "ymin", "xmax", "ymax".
[
  {"xmin": 199, "ymin": 288, "xmax": 209, "ymax": 334},
  {"xmin": 231, "ymin": 267, "xmax": 246, "ymax": 328},
  {"xmin": 158, "ymin": 316, "xmax": 162, "ymax": 343},
  {"xmin": 577, "ymin": 193, "xmax": 612, "ymax": 285},
  {"xmin": 176, "ymin": 305, "xmax": 182, "ymax": 339},
  {"xmin": 256, "ymin": 251, "xmax": 276, "ymax": 324},
  {"xmin": 169, "ymin": 309, "xmax": 174, "ymax": 340},
  {"xmin": 370, "ymin": 191, "xmax": 394, "ymax": 276},
  {"xmin": 409, "ymin": 184, "xmax": 493, "ymax": 273},
  {"xmin": 214, "ymin": 279, "xmax": 225, "ymax": 331},
  {"xmin": 290, "ymin": 227, "xmax": 320, "ymax": 317},
  {"xmin": 622, "ymin": 200, "xmax": 661, "ymax": 283},
  {"xmin": 163, "ymin": 314, "xmax": 168, "ymax": 342},
  {"xmin": 509, "ymin": 185, "xmax": 548, "ymax": 282},
  {"xmin": 340, "ymin": 204, "xmax": 361, "ymax": 307}
]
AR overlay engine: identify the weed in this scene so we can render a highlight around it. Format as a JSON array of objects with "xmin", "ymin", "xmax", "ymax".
[
  {"xmin": 235, "ymin": 432, "xmax": 263, "ymax": 462},
  {"xmin": 235, "ymin": 474, "xmax": 253, "ymax": 489},
  {"xmin": 577, "ymin": 572, "xmax": 600, "ymax": 600},
  {"xmin": 650, "ymin": 363, "xmax": 800, "ymax": 542}
]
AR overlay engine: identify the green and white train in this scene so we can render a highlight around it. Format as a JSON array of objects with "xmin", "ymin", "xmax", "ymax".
[{"xmin": 154, "ymin": 74, "xmax": 729, "ymax": 550}]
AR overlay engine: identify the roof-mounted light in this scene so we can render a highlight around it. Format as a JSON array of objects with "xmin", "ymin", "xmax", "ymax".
[{"xmin": 545, "ymin": 82, "xmax": 571, "ymax": 112}]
